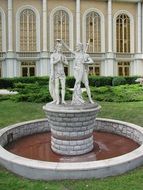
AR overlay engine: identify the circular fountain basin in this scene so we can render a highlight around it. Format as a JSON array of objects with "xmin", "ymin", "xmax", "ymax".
[
  {"xmin": 0, "ymin": 118, "xmax": 143, "ymax": 180},
  {"xmin": 5, "ymin": 132, "xmax": 139, "ymax": 162}
]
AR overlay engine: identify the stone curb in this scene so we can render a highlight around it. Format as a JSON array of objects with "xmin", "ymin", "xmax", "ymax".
[{"xmin": 0, "ymin": 118, "xmax": 143, "ymax": 180}]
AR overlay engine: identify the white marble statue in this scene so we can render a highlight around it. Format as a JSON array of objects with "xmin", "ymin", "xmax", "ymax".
[
  {"xmin": 135, "ymin": 77, "xmax": 143, "ymax": 86},
  {"xmin": 62, "ymin": 41, "xmax": 94, "ymax": 105},
  {"xmin": 49, "ymin": 40, "xmax": 68, "ymax": 104}
]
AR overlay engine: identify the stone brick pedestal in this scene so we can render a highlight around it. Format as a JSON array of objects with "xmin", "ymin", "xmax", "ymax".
[{"xmin": 43, "ymin": 102, "xmax": 101, "ymax": 156}]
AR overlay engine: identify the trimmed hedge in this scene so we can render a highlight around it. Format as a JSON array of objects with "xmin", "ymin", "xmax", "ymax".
[
  {"xmin": 0, "ymin": 79, "xmax": 14, "ymax": 89},
  {"xmin": 0, "ymin": 76, "xmax": 140, "ymax": 89},
  {"xmin": 112, "ymin": 77, "xmax": 126, "ymax": 86}
]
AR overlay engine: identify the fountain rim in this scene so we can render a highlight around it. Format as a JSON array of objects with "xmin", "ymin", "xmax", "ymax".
[
  {"xmin": 43, "ymin": 102, "xmax": 101, "ymax": 113},
  {"xmin": 0, "ymin": 118, "xmax": 143, "ymax": 172}
]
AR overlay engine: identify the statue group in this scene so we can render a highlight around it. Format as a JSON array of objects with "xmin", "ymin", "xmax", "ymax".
[{"xmin": 49, "ymin": 39, "xmax": 94, "ymax": 105}]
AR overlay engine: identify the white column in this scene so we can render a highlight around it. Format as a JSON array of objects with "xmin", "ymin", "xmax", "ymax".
[
  {"xmin": 137, "ymin": 2, "xmax": 142, "ymax": 53},
  {"xmin": 104, "ymin": 0, "xmax": 115, "ymax": 76},
  {"xmin": 76, "ymin": 0, "xmax": 81, "ymax": 43},
  {"xmin": 142, "ymin": 2, "xmax": 143, "ymax": 53},
  {"xmin": 5, "ymin": 0, "xmax": 18, "ymax": 78},
  {"xmin": 107, "ymin": 0, "xmax": 112, "ymax": 52},
  {"xmin": 39, "ymin": 0, "xmax": 49, "ymax": 77},
  {"xmin": 133, "ymin": 1, "xmax": 143, "ymax": 76},
  {"xmin": 8, "ymin": 0, "xmax": 13, "ymax": 51},
  {"xmin": 42, "ymin": 0, "xmax": 47, "ymax": 52}
]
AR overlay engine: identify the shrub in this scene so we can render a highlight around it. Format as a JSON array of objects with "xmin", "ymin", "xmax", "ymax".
[
  {"xmin": 89, "ymin": 76, "xmax": 113, "ymax": 87},
  {"xmin": 66, "ymin": 77, "xmax": 75, "ymax": 88},
  {"xmin": 112, "ymin": 77, "xmax": 127, "ymax": 86},
  {"xmin": 10, "ymin": 82, "xmax": 72, "ymax": 103},
  {"xmin": 0, "ymin": 79, "xmax": 14, "ymax": 89},
  {"xmin": 0, "ymin": 95, "xmax": 11, "ymax": 101},
  {"xmin": 124, "ymin": 76, "xmax": 139, "ymax": 84},
  {"xmin": 11, "ymin": 76, "xmax": 49, "ymax": 85},
  {"xmin": 85, "ymin": 84, "xmax": 143, "ymax": 102}
]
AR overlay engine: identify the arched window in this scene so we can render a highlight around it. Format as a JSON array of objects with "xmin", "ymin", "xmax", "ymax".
[
  {"xmin": 0, "ymin": 13, "xmax": 2, "ymax": 52},
  {"xmin": 116, "ymin": 14, "xmax": 130, "ymax": 53},
  {"xmin": 53, "ymin": 10, "xmax": 69, "ymax": 49},
  {"xmin": 86, "ymin": 12, "xmax": 101, "ymax": 53},
  {"xmin": 20, "ymin": 9, "xmax": 36, "ymax": 52}
]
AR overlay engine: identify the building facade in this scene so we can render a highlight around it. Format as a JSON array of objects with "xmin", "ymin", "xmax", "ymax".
[{"xmin": 0, "ymin": 0, "xmax": 143, "ymax": 78}]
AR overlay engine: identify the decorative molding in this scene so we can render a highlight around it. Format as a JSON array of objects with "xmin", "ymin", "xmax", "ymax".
[
  {"xmin": 15, "ymin": 5, "xmax": 40, "ymax": 52},
  {"xmin": 49, "ymin": 6, "xmax": 73, "ymax": 51},
  {"xmin": 0, "ymin": 7, "xmax": 6, "ymax": 52},
  {"xmin": 82, "ymin": 8, "xmax": 105, "ymax": 52},
  {"xmin": 113, "ymin": 10, "xmax": 134, "ymax": 53}
]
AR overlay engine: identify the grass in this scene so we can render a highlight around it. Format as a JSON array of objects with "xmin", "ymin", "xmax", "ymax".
[{"xmin": 0, "ymin": 100, "xmax": 143, "ymax": 190}]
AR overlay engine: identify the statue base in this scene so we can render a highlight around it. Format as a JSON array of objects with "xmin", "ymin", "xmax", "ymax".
[{"xmin": 43, "ymin": 102, "xmax": 101, "ymax": 156}]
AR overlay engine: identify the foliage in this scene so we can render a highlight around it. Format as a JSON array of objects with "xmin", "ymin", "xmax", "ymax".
[
  {"xmin": 83, "ymin": 84, "xmax": 143, "ymax": 102},
  {"xmin": 0, "ymin": 95, "xmax": 11, "ymax": 102},
  {"xmin": 0, "ymin": 79, "xmax": 14, "ymax": 89},
  {"xmin": 112, "ymin": 77, "xmax": 127, "ymax": 86},
  {"xmin": 66, "ymin": 76, "xmax": 75, "ymax": 88},
  {"xmin": 10, "ymin": 82, "xmax": 72, "ymax": 103},
  {"xmin": 0, "ymin": 77, "xmax": 49, "ymax": 89},
  {"xmin": 0, "ymin": 76, "xmax": 140, "ymax": 89},
  {"xmin": 89, "ymin": 76, "xmax": 113, "ymax": 87}
]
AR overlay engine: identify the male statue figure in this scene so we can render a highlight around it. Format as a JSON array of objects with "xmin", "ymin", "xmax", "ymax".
[
  {"xmin": 62, "ymin": 41, "xmax": 94, "ymax": 105},
  {"xmin": 49, "ymin": 40, "xmax": 68, "ymax": 104}
]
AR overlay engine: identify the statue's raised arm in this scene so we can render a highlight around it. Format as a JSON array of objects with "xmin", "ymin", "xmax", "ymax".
[{"xmin": 61, "ymin": 40, "xmax": 75, "ymax": 55}]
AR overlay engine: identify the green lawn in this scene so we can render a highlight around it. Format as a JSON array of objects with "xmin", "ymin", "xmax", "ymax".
[{"xmin": 0, "ymin": 100, "xmax": 143, "ymax": 190}]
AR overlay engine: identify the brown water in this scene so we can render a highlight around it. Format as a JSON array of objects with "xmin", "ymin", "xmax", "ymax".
[{"xmin": 5, "ymin": 132, "xmax": 139, "ymax": 162}]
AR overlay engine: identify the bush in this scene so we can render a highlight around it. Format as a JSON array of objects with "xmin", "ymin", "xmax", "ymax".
[
  {"xmin": 112, "ymin": 77, "xmax": 127, "ymax": 86},
  {"xmin": 84, "ymin": 84, "xmax": 143, "ymax": 102},
  {"xmin": 0, "ymin": 79, "xmax": 14, "ymax": 89},
  {"xmin": 10, "ymin": 82, "xmax": 72, "ymax": 103},
  {"xmin": 66, "ymin": 76, "xmax": 75, "ymax": 88},
  {"xmin": 124, "ymin": 76, "xmax": 138, "ymax": 84},
  {"xmin": 88, "ymin": 76, "xmax": 113, "ymax": 87},
  {"xmin": 0, "ymin": 95, "xmax": 11, "ymax": 101},
  {"xmin": 11, "ymin": 76, "xmax": 49, "ymax": 85},
  {"xmin": 0, "ymin": 76, "xmax": 141, "ymax": 90}
]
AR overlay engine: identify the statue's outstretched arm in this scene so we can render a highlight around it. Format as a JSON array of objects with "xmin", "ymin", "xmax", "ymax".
[
  {"xmin": 84, "ymin": 55, "xmax": 94, "ymax": 65},
  {"xmin": 63, "ymin": 56, "xmax": 68, "ymax": 65},
  {"xmin": 61, "ymin": 40, "xmax": 75, "ymax": 55}
]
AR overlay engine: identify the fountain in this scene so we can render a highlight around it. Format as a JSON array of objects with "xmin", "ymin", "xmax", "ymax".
[{"xmin": 0, "ymin": 41, "xmax": 143, "ymax": 180}]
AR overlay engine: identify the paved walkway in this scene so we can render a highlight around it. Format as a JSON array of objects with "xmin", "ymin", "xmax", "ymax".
[{"xmin": 0, "ymin": 89, "xmax": 18, "ymax": 95}]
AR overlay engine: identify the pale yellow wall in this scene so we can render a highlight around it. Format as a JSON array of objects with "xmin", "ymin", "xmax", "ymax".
[
  {"xmin": 0, "ymin": 0, "xmax": 7, "ymax": 11},
  {"xmin": 0, "ymin": 0, "xmax": 139, "ymax": 52},
  {"xmin": 48, "ymin": 0, "xmax": 75, "ymax": 12}
]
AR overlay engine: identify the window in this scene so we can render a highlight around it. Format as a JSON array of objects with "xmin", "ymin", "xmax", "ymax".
[
  {"xmin": 54, "ymin": 10, "xmax": 69, "ymax": 50},
  {"xmin": 88, "ymin": 63, "xmax": 100, "ymax": 76},
  {"xmin": 20, "ymin": 9, "xmax": 36, "ymax": 52},
  {"xmin": 116, "ymin": 14, "xmax": 130, "ymax": 53},
  {"xmin": 0, "ymin": 13, "xmax": 2, "ymax": 52},
  {"xmin": 21, "ymin": 61, "xmax": 36, "ymax": 77},
  {"xmin": 86, "ymin": 12, "xmax": 101, "ymax": 53},
  {"xmin": 118, "ymin": 62, "xmax": 130, "ymax": 76}
]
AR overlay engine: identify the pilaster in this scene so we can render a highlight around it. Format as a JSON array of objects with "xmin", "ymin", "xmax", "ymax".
[{"xmin": 76, "ymin": 0, "xmax": 81, "ymax": 43}]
